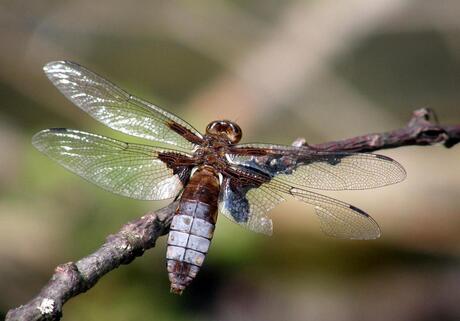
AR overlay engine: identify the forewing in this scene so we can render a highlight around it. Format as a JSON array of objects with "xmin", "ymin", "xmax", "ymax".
[
  {"xmin": 32, "ymin": 128, "xmax": 194, "ymax": 200},
  {"xmin": 218, "ymin": 171, "xmax": 285, "ymax": 236},
  {"xmin": 43, "ymin": 61, "xmax": 203, "ymax": 151},
  {"xmin": 229, "ymin": 144, "xmax": 406, "ymax": 190}
]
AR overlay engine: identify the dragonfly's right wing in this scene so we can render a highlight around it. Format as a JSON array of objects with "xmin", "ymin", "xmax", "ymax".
[
  {"xmin": 44, "ymin": 61, "xmax": 203, "ymax": 151},
  {"xmin": 32, "ymin": 128, "xmax": 196, "ymax": 200}
]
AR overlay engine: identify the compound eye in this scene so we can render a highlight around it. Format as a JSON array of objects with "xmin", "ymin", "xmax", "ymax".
[
  {"xmin": 206, "ymin": 121, "xmax": 226, "ymax": 135},
  {"xmin": 228, "ymin": 123, "xmax": 242, "ymax": 143},
  {"xmin": 206, "ymin": 120, "xmax": 242, "ymax": 143},
  {"xmin": 205, "ymin": 122, "xmax": 214, "ymax": 134}
]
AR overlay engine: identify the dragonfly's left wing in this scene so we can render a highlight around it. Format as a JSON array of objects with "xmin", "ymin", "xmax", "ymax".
[
  {"xmin": 32, "ymin": 128, "xmax": 196, "ymax": 200},
  {"xmin": 44, "ymin": 61, "xmax": 203, "ymax": 151},
  {"xmin": 269, "ymin": 181, "xmax": 381, "ymax": 239},
  {"xmin": 218, "ymin": 144, "xmax": 405, "ymax": 239},
  {"xmin": 218, "ymin": 171, "xmax": 285, "ymax": 236},
  {"xmin": 218, "ymin": 165, "xmax": 381, "ymax": 239},
  {"xmin": 228, "ymin": 144, "xmax": 406, "ymax": 190}
]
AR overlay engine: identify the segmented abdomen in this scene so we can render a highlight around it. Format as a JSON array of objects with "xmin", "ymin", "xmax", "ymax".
[{"xmin": 166, "ymin": 166, "xmax": 219, "ymax": 294}]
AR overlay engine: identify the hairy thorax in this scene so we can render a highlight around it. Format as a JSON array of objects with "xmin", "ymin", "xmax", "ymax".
[{"xmin": 193, "ymin": 135, "xmax": 231, "ymax": 170}]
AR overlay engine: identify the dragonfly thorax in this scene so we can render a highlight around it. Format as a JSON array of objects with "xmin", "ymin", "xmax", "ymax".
[{"xmin": 193, "ymin": 144, "xmax": 228, "ymax": 169}]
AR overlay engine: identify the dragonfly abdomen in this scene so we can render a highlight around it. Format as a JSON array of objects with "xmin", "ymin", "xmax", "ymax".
[{"xmin": 166, "ymin": 166, "xmax": 219, "ymax": 294}]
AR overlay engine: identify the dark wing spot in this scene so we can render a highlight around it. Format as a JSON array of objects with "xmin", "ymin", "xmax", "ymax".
[
  {"xmin": 375, "ymin": 154, "xmax": 393, "ymax": 161},
  {"xmin": 220, "ymin": 166, "xmax": 272, "ymax": 223},
  {"xmin": 349, "ymin": 205, "xmax": 369, "ymax": 217},
  {"xmin": 49, "ymin": 128, "xmax": 68, "ymax": 132},
  {"xmin": 220, "ymin": 178, "xmax": 251, "ymax": 223},
  {"xmin": 326, "ymin": 157, "xmax": 342, "ymax": 166}
]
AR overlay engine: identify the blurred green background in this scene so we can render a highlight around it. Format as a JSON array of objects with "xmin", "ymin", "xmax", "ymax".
[{"xmin": 2, "ymin": 1, "xmax": 460, "ymax": 320}]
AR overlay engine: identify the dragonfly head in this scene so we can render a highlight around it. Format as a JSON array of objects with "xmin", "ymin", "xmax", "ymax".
[{"xmin": 206, "ymin": 120, "xmax": 242, "ymax": 144}]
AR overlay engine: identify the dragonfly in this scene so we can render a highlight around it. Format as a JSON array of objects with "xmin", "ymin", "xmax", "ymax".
[{"xmin": 33, "ymin": 61, "xmax": 406, "ymax": 294}]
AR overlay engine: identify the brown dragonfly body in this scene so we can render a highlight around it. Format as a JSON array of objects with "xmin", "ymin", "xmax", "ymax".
[
  {"xmin": 33, "ymin": 61, "xmax": 406, "ymax": 294},
  {"xmin": 166, "ymin": 121, "xmax": 243, "ymax": 293},
  {"xmin": 167, "ymin": 166, "xmax": 219, "ymax": 294}
]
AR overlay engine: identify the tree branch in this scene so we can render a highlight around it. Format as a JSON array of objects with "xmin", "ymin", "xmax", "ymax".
[
  {"xmin": 6, "ymin": 202, "xmax": 177, "ymax": 321},
  {"xmin": 6, "ymin": 108, "xmax": 460, "ymax": 321},
  {"xmin": 304, "ymin": 108, "xmax": 460, "ymax": 152}
]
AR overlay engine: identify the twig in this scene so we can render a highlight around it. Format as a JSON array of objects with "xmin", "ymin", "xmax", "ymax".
[
  {"xmin": 307, "ymin": 108, "xmax": 460, "ymax": 152},
  {"xmin": 6, "ymin": 202, "xmax": 177, "ymax": 321},
  {"xmin": 6, "ymin": 108, "xmax": 460, "ymax": 321}
]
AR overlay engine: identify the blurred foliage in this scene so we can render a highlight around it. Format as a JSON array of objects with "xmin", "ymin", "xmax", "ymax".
[{"xmin": 335, "ymin": 30, "xmax": 460, "ymax": 121}]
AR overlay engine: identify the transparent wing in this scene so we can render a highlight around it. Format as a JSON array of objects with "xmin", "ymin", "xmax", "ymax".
[
  {"xmin": 219, "ymin": 162, "xmax": 382, "ymax": 239},
  {"xmin": 32, "ymin": 128, "xmax": 194, "ymax": 200},
  {"xmin": 229, "ymin": 144, "xmax": 406, "ymax": 191},
  {"xmin": 267, "ymin": 181, "xmax": 380, "ymax": 239},
  {"xmin": 218, "ymin": 176, "xmax": 285, "ymax": 236},
  {"xmin": 44, "ymin": 61, "xmax": 203, "ymax": 151}
]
